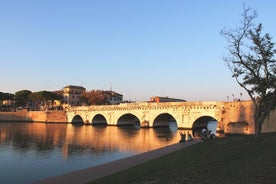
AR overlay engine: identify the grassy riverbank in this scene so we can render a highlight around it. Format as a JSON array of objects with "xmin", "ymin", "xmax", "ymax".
[{"xmin": 89, "ymin": 133, "xmax": 276, "ymax": 184}]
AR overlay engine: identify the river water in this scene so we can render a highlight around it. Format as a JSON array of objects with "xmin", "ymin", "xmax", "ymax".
[{"xmin": 0, "ymin": 122, "xmax": 179, "ymax": 184}]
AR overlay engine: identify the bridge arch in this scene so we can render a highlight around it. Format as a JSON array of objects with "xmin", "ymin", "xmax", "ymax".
[
  {"xmin": 192, "ymin": 116, "xmax": 218, "ymax": 137},
  {"xmin": 91, "ymin": 114, "xmax": 107, "ymax": 126},
  {"xmin": 153, "ymin": 113, "xmax": 178, "ymax": 129},
  {"xmin": 71, "ymin": 114, "xmax": 84, "ymax": 124},
  {"xmin": 117, "ymin": 113, "xmax": 140, "ymax": 126}
]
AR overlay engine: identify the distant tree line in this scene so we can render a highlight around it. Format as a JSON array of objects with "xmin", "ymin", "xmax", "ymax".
[
  {"xmin": 0, "ymin": 92, "xmax": 14, "ymax": 101},
  {"xmin": 0, "ymin": 90, "xmax": 63, "ymax": 111},
  {"xmin": 0, "ymin": 89, "xmax": 123, "ymax": 111}
]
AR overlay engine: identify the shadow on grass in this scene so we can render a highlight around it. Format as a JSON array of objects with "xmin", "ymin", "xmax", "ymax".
[{"xmin": 89, "ymin": 133, "xmax": 276, "ymax": 184}]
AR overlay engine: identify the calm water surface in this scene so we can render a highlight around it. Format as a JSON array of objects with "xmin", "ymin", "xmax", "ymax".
[{"xmin": 0, "ymin": 122, "xmax": 179, "ymax": 184}]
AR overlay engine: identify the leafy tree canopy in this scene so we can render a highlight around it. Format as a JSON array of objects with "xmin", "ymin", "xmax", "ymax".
[
  {"xmin": 0, "ymin": 92, "xmax": 14, "ymax": 101},
  {"xmin": 14, "ymin": 90, "xmax": 32, "ymax": 107}
]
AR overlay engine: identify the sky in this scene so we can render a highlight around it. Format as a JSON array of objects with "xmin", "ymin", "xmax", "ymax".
[{"xmin": 0, "ymin": 0, "xmax": 275, "ymax": 102}]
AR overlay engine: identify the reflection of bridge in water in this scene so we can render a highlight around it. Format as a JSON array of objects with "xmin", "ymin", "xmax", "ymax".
[{"xmin": 67, "ymin": 100, "xmax": 255, "ymax": 136}]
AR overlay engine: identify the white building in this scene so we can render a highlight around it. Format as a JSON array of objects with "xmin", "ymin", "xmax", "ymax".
[
  {"xmin": 104, "ymin": 91, "xmax": 123, "ymax": 105},
  {"xmin": 62, "ymin": 85, "xmax": 86, "ymax": 109}
]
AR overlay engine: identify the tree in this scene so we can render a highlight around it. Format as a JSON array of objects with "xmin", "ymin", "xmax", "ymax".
[
  {"xmin": 220, "ymin": 6, "xmax": 276, "ymax": 138},
  {"xmin": 14, "ymin": 90, "xmax": 32, "ymax": 108},
  {"xmin": 0, "ymin": 92, "xmax": 14, "ymax": 111},
  {"xmin": 0, "ymin": 92, "xmax": 14, "ymax": 101},
  {"xmin": 28, "ymin": 92, "xmax": 42, "ymax": 110},
  {"xmin": 80, "ymin": 90, "xmax": 108, "ymax": 105},
  {"xmin": 29, "ymin": 91, "xmax": 63, "ymax": 110}
]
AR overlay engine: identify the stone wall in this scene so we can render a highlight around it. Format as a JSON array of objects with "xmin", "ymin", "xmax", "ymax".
[
  {"xmin": 262, "ymin": 110, "xmax": 276, "ymax": 133},
  {"xmin": 220, "ymin": 101, "xmax": 276, "ymax": 134},
  {"xmin": 221, "ymin": 101, "xmax": 255, "ymax": 134},
  {"xmin": 0, "ymin": 110, "xmax": 67, "ymax": 123},
  {"xmin": 0, "ymin": 110, "xmax": 31, "ymax": 121},
  {"xmin": 44, "ymin": 110, "xmax": 68, "ymax": 123}
]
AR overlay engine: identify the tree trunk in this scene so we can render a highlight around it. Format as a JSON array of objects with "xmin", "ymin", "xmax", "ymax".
[
  {"xmin": 254, "ymin": 120, "xmax": 262, "ymax": 138},
  {"xmin": 254, "ymin": 99, "xmax": 273, "ymax": 139},
  {"xmin": 253, "ymin": 101, "xmax": 264, "ymax": 139}
]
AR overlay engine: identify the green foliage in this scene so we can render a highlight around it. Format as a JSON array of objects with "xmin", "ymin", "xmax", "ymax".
[
  {"xmin": 28, "ymin": 90, "xmax": 63, "ymax": 110},
  {"xmin": 0, "ymin": 92, "xmax": 14, "ymax": 101},
  {"xmin": 32, "ymin": 90, "xmax": 62, "ymax": 101},
  {"xmin": 14, "ymin": 90, "xmax": 32, "ymax": 107},
  {"xmin": 13, "ymin": 90, "xmax": 62, "ymax": 109}
]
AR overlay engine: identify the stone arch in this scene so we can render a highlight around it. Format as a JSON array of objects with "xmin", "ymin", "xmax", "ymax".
[
  {"xmin": 192, "ymin": 116, "xmax": 218, "ymax": 137},
  {"xmin": 152, "ymin": 113, "xmax": 178, "ymax": 129},
  {"xmin": 91, "ymin": 114, "xmax": 107, "ymax": 126},
  {"xmin": 117, "ymin": 113, "xmax": 140, "ymax": 126},
  {"xmin": 71, "ymin": 114, "xmax": 84, "ymax": 124}
]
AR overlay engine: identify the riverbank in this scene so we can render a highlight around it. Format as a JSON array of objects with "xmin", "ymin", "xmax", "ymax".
[
  {"xmin": 0, "ymin": 110, "xmax": 67, "ymax": 123},
  {"xmin": 35, "ymin": 140, "xmax": 200, "ymax": 184},
  {"xmin": 89, "ymin": 133, "xmax": 276, "ymax": 184}
]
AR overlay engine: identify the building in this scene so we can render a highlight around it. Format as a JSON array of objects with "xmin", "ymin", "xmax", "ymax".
[
  {"xmin": 62, "ymin": 85, "xmax": 86, "ymax": 108},
  {"xmin": 104, "ymin": 91, "xmax": 123, "ymax": 105},
  {"xmin": 150, "ymin": 96, "xmax": 186, "ymax": 103}
]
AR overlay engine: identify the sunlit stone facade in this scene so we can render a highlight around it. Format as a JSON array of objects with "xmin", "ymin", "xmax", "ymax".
[
  {"xmin": 66, "ymin": 100, "xmax": 268, "ymax": 135},
  {"xmin": 62, "ymin": 85, "xmax": 86, "ymax": 109}
]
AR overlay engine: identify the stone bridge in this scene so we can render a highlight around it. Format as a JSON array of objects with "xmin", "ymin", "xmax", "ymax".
[{"xmin": 67, "ymin": 100, "xmax": 255, "ymax": 135}]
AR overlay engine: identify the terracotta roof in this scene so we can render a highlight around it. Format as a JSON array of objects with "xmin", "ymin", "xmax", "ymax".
[{"xmin": 63, "ymin": 85, "xmax": 86, "ymax": 90}]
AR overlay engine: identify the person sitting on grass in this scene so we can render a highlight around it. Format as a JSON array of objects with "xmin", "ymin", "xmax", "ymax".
[{"xmin": 201, "ymin": 128, "xmax": 207, "ymax": 141}]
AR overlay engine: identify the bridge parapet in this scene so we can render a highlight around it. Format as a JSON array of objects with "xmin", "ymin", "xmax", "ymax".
[{"xmin": 69, "ymin": 101, "xmax": 222, "ymax": 111}]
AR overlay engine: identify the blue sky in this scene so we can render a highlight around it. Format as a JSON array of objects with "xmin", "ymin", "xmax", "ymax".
[{"xmin": 0, "ymin": 0, "xmax": 275, "ymax": 101}]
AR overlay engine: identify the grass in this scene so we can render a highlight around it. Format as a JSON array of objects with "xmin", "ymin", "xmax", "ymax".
[{"xmin": 88, "ymin": 133, "xmax": 276, "ymax": 184}]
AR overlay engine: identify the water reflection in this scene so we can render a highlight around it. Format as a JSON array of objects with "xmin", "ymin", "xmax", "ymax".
[{"xmin": 0, "ymin": 122, "xmax": 179, "ymax": 184}]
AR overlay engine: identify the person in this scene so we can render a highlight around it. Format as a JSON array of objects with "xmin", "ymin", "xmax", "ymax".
[
  {"xmin": 187, "ymin": 131, "xmax": 193, "ymax": 141},
  {"xmin": 207, "ymin": 130, "xmax": 212, "ymax": 138},
  {"xmin": 201, "ymin": 128, "xmax": 207, "ymax": 141},
  {"xmin": 179, "ymin": 131, "xmax": 186, "ymax": 142},
  {"xmin": 209, "ymin": 130, "xmax": 216, "ymax": 139}
]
